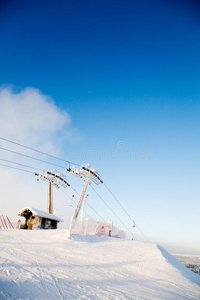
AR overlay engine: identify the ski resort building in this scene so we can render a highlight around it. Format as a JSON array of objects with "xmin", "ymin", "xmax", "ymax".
[{"xmin": 17, "ymin": 207, "xmax": 63, "ymax": 230}]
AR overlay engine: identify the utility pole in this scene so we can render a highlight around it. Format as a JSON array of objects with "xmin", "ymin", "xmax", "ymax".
[
  {"xmin": 72, "ymin": 176, "xmax": 90, "ymax": 220},
  {"xmin": 81, "ymin": 194, "xmax": 88, "ymax": 221},
  {"xmin": 35, "ymin": 169, "xmax": 70, "ymax": 214},
  {"xmin": 67, "ymin": 164, "xmax": 103, "ymax": 221},
  {"xmin": 49, "ymin": 182, "xmax": 52, "ymax": 214}
]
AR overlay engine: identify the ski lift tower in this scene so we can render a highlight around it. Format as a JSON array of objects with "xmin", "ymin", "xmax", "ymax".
[
  {"xmin": 35, "ymin": 169, "xmax": 70, "ymax": 214},
  {"xmin": 67, "ymin": 164, "xmax": 103, "ymax": 220}
]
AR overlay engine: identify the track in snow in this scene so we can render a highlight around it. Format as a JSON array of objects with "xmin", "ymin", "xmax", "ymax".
[{"xmin": 0, "ymin": 230, "xmax": 200, "ymax": 300}]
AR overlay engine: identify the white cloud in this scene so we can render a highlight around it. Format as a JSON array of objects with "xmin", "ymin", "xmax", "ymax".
[
  {"xmin": 0, "ymin": 87, "xmax": 71, "ymax": 148},
  {"xmin": 0, "ymin": 87, "xmax": 77, "ymax": 225}
]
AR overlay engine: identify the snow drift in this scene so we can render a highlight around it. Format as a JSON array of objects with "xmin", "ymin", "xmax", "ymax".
[{"xmin": 0, "ymin": 230, "xmax": 200, "ymax": 299}]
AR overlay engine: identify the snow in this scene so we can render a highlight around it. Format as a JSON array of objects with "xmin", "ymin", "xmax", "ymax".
[
  {"xmin": 0, "ymin": 230, "xmax": 200, "ymax": 300},
  {"xmin": 17, "ymin": 206, "xmax": 63, "ymax": 222}
]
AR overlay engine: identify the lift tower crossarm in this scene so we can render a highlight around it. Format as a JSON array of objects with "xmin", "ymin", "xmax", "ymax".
[{"xmin": 35, "ymin": 169, "xmax": 70, "ymax": 214}]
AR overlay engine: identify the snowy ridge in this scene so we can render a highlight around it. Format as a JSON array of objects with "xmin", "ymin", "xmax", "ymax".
[{"xmin": 0, "ymin": 230, "xmax": 200, "ymax": 299}]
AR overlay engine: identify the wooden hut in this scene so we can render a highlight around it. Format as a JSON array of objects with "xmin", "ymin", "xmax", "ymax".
[{"xmin": 17, "ymin": 207, "xmax": 63, "ymax": 230}]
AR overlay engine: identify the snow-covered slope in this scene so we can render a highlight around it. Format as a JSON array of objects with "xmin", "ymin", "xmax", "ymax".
[{"xmin": 0, "ymin": 230, "xmax": 200, "ymax": 300}]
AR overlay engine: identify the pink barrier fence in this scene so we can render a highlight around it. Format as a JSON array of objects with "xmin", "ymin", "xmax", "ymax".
[
  {"xmin": 70, "ymin": 219, "xmax": 126, "ymax": 239},
  {"xmin": 0, "ymin": 215, "xmax": 15, "ymax": 230}
]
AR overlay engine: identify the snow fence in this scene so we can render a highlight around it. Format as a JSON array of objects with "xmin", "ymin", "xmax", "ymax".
[
  {"xmin": 69, "ymin": 219, "xmax": 126, "ymax": 239},
  {"xmin": 0, "ymin": 215, "xmax": 15, "ymax": 230}
]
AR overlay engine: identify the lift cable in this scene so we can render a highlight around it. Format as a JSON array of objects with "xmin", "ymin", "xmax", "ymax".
[
  {"xmin": 60, "ymin": 188, "xmax": 94, "ymax": 220},
  {"xmin": 84, "ymin": 199, "xmax": 105, "ymax": 222},
  {"xmin": 134, "ymin": 225, "xmax": 149, "ymax": 242},
  {"xmin": 0, "ymin": 146, "xmax": 147, "ymax": 241},
  {"xmin": 90, "ymin": 185, "xmax": 137, "ymax": 240},
  {"xmin": 0, "ymin": 163, "xmax": 36, "ymax": 174},
  {"xmin": 0, "ymin": 137, "xmax": 81, "ymax": 167},
  {"xmin": 103, "ymin": 182, "xmax": 150, "ymax": 242},
  {"xmin": 69, "ymin": 185, "xmax": 105, "ymax": 221},
  {"xmin": 0, "ymin": 158, "xmax": 104, "ymax": 222},
  {"xmin": 0, "ymin": 158, "xmax": 39, "ymax": 171},
  {"xmin": 0, "ymin": 161, "xmax": 91, "ymax": 219},
  {"xmin": 0, "ymin": 147, "xmax": 67, "ymax": 170},
  {"xmin": 0, "ymin": 161, "xmax": 94, "ymax": 221},
  {"xmin": 103, "ymin": 183, "xmax": 135, "ymax": 222},
  {"xmin": 59, "ymin": 187, "xmax": 72, "ymax": 201}
]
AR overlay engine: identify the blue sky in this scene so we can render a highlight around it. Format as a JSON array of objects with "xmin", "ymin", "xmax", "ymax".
[{"xmin": 0, "ymin": 0, "xmax": 200, "ymax": 254}]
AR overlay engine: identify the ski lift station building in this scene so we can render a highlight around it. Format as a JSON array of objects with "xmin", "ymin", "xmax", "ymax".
[{"xmin": 17, "ymin": 207, "xmax": 63, "ymax": 230}]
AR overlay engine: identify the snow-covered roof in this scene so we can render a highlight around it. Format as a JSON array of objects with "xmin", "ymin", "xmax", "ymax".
[{"xmin": 17, "ymin": 206, "xmax": 63, "ymax": 222}]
